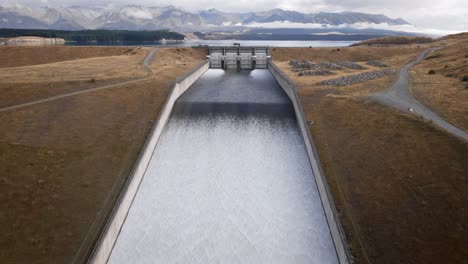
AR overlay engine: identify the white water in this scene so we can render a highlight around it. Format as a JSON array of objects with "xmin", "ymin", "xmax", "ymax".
[{"xmin": 108, "ymin": 70, "xmax": 338, "ymax": 264}]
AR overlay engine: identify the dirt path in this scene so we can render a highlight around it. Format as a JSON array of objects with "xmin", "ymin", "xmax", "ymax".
[
  {"xmin": 372, "ymin": 48, "xmax": 468, "ymax": 142},
  {"xmin": 0, "ymin": 48, "xmax": 158, "ymax": 113}
]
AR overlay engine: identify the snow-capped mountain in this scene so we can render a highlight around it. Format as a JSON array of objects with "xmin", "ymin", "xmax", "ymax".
[
  {"xmin": 0, "ymin": 3, "xmax": 103, "ymax": 30},
  {"xmin": 0, "ymin": 4, "xmax": 411, "ymax": 32}
]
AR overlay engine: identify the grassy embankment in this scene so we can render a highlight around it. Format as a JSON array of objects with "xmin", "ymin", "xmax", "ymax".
[
  {"xmin": 272, "ymin": 37, "xmax": 467, "ymax": 264},
  {"xmin": 0, "ymin": 46, "xmax": 206, "ymax": 263},
  {"xmin": 409, "ymin": 36, "xmax": 468, "ymax": 131}
]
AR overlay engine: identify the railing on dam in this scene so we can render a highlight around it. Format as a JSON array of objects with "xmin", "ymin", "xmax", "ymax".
[{"xmin": 207, "ymin": 46, "xmax": 270, "ymax": 70}]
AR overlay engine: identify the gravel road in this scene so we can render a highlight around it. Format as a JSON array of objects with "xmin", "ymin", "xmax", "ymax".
[
  {"xmin": 0, "ymin": 48, "xmax": 158, "ymax": 113},
  {"xmin": 372, "ymin": 48, "xmax": 468, "ymax": 142}
]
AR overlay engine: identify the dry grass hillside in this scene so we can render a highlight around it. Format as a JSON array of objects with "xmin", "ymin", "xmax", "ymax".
[
  {"xmin": 273, "ymin": 43, "xmax": 467, "ymax": 264},
  {"xmin": 350, "ymin": 36, "xmax": 433, "ymax": 46},
  {"xmin": 271, "ymin": 45, "xmax": 429, "ymax": 62},
  {"xmin": 410, "ymin": 39, "xmax": 468, "ymax": 131},
  {"xmin": 437, "ymin": 32, "xmax": 468, "ymax": 41},
  {"xmin": 0, "ymin": 46, "xmax": 138, "ymax": 68},
  {"xmin": 0, "ymin": 47, "xmax": 207, "ymax": 264},
  {"xmin": 0, "ymin": 47, "xmax": 149, "ymax": 108}
]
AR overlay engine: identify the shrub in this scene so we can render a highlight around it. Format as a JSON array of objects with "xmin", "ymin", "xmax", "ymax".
[
  {"xmin": 428, "ymin": 69, "xmax": 436, "ymax": 75},
  {"xmin": 462, "ymin": 75, "xmax": 468, "ymax": 82},
  {"xmin": 90, "ymin": 78, "xmax": 96, "ymax": 83}
]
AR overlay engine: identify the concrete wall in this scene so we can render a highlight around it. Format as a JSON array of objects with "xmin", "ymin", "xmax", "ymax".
[
  {"xmin": 268, "ymin": 61, "xmax": 353, "ymax": 264},
  {"xmin": 88, "ymin": 61, "xmax": 210, "ymax": 264},
  {"xmin": 208, "ymin": 47, "xmax": 269, "ymax": 69}
]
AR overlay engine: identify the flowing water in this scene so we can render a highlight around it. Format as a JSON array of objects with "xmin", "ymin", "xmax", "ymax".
[{"xmin": 108, "ymin": 70, "xmax": 338, "ymax": 264}]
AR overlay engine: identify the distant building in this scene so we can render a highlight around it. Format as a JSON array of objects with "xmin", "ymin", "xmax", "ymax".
[{"xmin": 5, "ymin": 36, "xmax": 65, "ymax": 46}]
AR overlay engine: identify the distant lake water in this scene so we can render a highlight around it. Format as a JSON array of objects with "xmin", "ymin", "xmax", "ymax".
[{"xmin": 65, "ymin": 40, "xmax": 357, "ymax": 47}]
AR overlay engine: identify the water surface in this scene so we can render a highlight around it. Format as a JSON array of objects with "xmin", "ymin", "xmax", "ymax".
[
  {"xmin": 65, "ymin": 40, "xmax": 356, "ymax": 47},
  {"xmin": 108, "ymin": 70, "xmax": 338, "ymax": 264}
]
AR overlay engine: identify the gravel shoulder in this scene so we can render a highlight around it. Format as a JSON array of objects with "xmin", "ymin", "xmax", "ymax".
[{"xmin": 372, "ymin": 48, "xmax": 468, "ymax": 142}]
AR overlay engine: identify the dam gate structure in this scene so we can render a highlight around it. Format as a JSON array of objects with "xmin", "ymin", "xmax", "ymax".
[{"xmin": 208, "ymin": 46, "xmax": 269, "ymax": 70}]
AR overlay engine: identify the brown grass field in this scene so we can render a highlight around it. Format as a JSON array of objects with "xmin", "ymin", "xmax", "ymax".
[
  {"xmin": 0, "ymin": 46, "xmax": 140, "ymax": 68},
  {"xmin": 0, "ymin": 46, "xmax": 206, "ymax": 263},
  {"xmin": 350, "ymin": 36, "xmax": 433, "ymax": 46},
  {"xmin": 274, "ymin": 38, "xmax": 467, "ymax": 264},
  {"xmin": 410, "ymin": 39, "xmax": 468, "ymax": 131},
  {"xmin": 0, "ymin": 47, "xmax": 149, "ymax": 108},
  {"xmin": 1, "ymin": 38, "xmax": 466, "ymax": 264}
]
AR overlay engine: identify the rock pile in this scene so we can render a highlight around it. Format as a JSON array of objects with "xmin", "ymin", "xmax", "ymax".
[
  {"xmin": 366, "ymin": 61, "xmax": 388, "ymax": 67},
  {"xmin": 337, "ymin": 61, "xmax": 367, "ymax": 70},
  {"xmin": 320, "ymin": 62, "xmax": 342, "ymax": 70},
  {"xmin": 298, "ymin": 70, "xmax": 334, "ymax": 76},
  {"xmin": 317, "ymin": 69, "xmax": 391, "ymax": 86},
  {"xmin": 289, "ymin": 60, "xmax": 320, "ymax": 72}
]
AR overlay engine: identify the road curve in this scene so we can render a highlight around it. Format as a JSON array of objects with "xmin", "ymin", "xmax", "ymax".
[
  {"xmin": 372, "ymin": 48, "xmax": 468, "ymax": 142},
  {"xmin": 0, "ymin": 48, "xmax": 158, "ymax": 113}
]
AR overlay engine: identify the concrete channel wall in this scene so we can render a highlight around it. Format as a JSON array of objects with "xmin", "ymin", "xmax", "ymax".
[
  {"xmin": 88, "ymin": 61, "xmax": 210, "ymax": 264},
  {"xmin": 268, "ymin": 61, "xmax": 353, "ymax": 264}
]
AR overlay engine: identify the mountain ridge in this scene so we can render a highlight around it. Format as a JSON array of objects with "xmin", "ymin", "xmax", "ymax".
[{"xmin": 0, "ymin": 4, "xmax": 410, "ymax": 32}]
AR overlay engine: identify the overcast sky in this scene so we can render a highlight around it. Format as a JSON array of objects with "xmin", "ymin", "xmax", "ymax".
[{"xmin": 5, "ymin": 0, "xmax": 468, "ymax": 31}]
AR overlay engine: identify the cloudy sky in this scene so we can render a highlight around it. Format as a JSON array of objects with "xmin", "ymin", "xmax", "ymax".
[{"xmin": 5, "ymin": 0, "xmax": 468, "ymax": 31}]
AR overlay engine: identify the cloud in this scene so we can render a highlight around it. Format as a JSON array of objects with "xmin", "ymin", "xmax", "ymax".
[
  {"xmin": 3, "ymin": 0, "xmax": 468, "ymax": 31},
  {"xmin": 122, "ymin": 8, "xmax": 153, "ymax": 19},
  {"xmin": 245, "ymin": 21, "xmax": 461, "ymax": 36}
]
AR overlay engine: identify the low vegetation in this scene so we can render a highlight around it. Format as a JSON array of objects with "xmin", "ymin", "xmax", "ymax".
[
  {"xmin": 437, "ymin": 32, "xmax": 468, "ymax": 41},
  {"xmin": 351, "ymin": 36, "xmax": 433, "ymax": 46},
  {"xmin": 0, "ymin": 28, "xmax": 185, "ymax": 42},
  {"xmin": 410, "ymin": 39, "xmax": 468, "ymax": 130},
  {"xmin": 0, "ymin": 46, "xmax": 140, "ymax": 68}
]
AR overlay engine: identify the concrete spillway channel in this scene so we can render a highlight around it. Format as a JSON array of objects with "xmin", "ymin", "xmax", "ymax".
[{"xmin": 90, "ymin": 56, "xmax": 351, "ymax": 263}]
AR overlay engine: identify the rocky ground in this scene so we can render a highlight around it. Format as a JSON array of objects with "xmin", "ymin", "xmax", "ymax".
[
  {"xmin": 288, "ymin": 58, "xmax": 390, "ymax": 86},
  {"xmin": 318, "ymin": 69, "xmax": 391, "ymax": 86}
]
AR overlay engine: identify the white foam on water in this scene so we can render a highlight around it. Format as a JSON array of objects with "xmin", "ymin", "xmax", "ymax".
[
  {"xmin": 108, "ymin": 115, "xmax": 338, "ymax": 264},
  {"xmin": 108, "ymin": 69, "xmax": 338, "ymax": 263}
]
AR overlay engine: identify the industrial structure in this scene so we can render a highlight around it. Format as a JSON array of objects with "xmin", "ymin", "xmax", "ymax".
[{"xmin": 207, "ymin": 46, "xmax": 270, "ymax": 70}]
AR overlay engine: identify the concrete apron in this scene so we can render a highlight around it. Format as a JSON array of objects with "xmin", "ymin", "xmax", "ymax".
[{"xmin": 268, "ymin": 61, "xmax": 353, "ymax": 264}]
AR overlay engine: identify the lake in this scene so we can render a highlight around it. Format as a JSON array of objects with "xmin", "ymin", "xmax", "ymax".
[{"xmin": 65, "ymin": 40, "xmax": 357, "ymax": 47}]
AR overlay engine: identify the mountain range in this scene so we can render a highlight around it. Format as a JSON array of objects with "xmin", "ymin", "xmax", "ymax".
[{"xmin": 0, "ymin": 3, "xmax": 412, "ymax": 34}]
